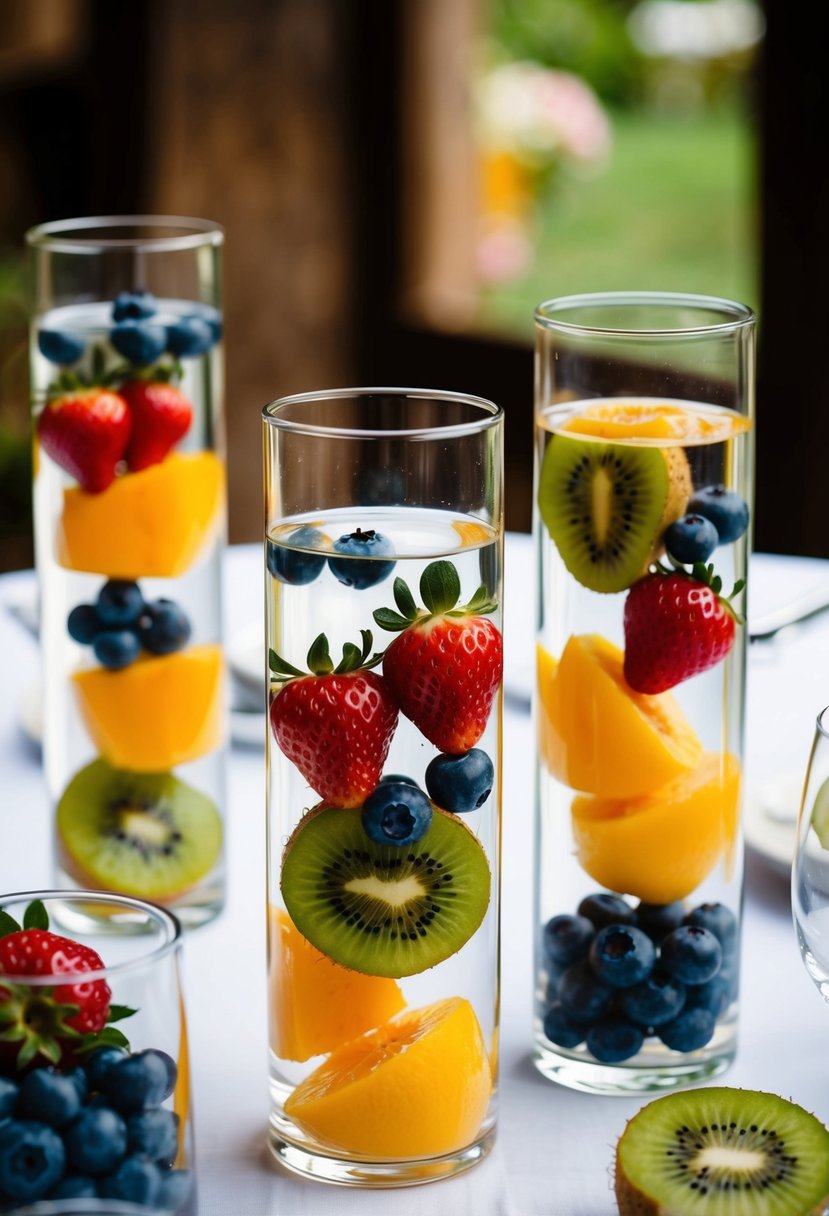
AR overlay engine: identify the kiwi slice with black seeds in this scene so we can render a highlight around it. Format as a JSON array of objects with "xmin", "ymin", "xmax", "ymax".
[
  {"xmin": 57, "ymin": 758, "xmax": 222, "ymax": 900},
  {"xmin": 539, "ymin": 434, "xmax": 685, "ymax": 594},
  {"xmin": 615, "ymin": 1087, "xmax": 829, "ymax": 1215},
  {"xmin": 281, "ymin": 805, "xmax": 490, "ymax": 978}
]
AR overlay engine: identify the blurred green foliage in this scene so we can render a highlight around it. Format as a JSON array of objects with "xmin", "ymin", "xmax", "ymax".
[{"xmin": 0, "ymin": 251, "xmax": 33, "ymax": 571}]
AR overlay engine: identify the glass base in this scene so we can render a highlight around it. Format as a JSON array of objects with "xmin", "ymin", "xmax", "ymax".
[
  {"xmin": 533, "ymin": 1033, "xmax": 735, "ymax": 1095},
  {"xmin": 53, "ymin": 868, "xmax": 224, "ymax": 932},
  {"xmin": 267, "ymin": 1124, "xmax": 496, "ymax": 1188}
]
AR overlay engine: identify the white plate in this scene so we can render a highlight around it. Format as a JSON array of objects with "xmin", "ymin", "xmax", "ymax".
[{"xmin": 743, "ymin": 772, "xmax": 803, "ymax": 877}]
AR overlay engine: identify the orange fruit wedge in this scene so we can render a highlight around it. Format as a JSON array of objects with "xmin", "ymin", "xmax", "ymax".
[
  {"xmin": 284, "ymin": 997, "xmax": 492, "ymax": 1159},
  {"xmin": 269, "ymin": 908, "xmax": 405, "ymax": 1062},
  {"xmin": 560, "ymin": 399, "xmax": 751, "ymax": 444},
  {"xmin": 571, "ymin": 751, "xmax": 741, "ymax": 903},
  {"xmin": 537, "ymin": 636, "xmax": 702, "ymax": 799},
  {"xmin": 72, "ymin": 644, "xmax": 225, "ymax": 771},
  {"xmin": 56, "ymin": 451, "xmax": 225, "ymax": 578}
]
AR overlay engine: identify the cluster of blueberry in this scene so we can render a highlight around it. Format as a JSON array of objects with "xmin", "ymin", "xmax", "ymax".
[
  {"xmin": 541, "ymin": 894, "xmax": 737, "ymax": 1064},
  {"xmin": 39, "ymin": 291, "xmax": 222, "ymax": 369},
  {"xmin": 361, "ymin": 752, "xmax": 494, "ymax": 848},
  {"xmin": 0, "ymin": 1046, "xmax": 192, "ymax": 1210},
  {"xmin": 664, "ymin": 485, "xmax": 749, "ymax": 565},
  {"xmin": 267, "ymin": 525, "xmax": 397, "ymax": 591},
  {"xmin": 68, "ymin": 579, "xmax": 191, "ymax": 671}
]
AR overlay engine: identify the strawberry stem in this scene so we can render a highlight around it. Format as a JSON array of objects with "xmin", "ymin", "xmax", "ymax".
[
  {"xmin": 374, "ymin": 560, "xmax": 497, "ymax": 634},
  {"xmin": 269, "ymin": 630, "xmax": 384, "ymax": 684}
]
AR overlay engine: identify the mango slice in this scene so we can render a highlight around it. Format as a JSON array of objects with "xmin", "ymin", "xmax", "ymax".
[
  {"xmin": 269, "ymin": 908, "xmax": 405, "ymax": 1063},
  {"xmin": 72, "ymin": 644, "xmax": 225, "ymax": 771},
  {"xmin": 57, "ymin": 452, "xmax": 225, "ymax": 578},
  {"xmin": 571, "ymin": 752, "xmax": 741, "ymax": 903},
  {"xmin": 537, "ymin": 636, "xmax": 702, "ymax": 799}
]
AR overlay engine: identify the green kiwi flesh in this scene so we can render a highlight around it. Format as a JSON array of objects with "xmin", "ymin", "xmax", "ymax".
[
  {"xmin": 810, "ymin": 777, "xmax": 829, "ymax": 849},
  {"xmin": 615, "ymin": 1087, "xmax": 829, "ymax": 1216},
  {"xmin": 280, "ymin": 805, "xmax": 490, "ymax": 978},
  {"xmin": 57, "ymin": 758, "xmax": 222, "ymax": 900},
  {"xmin": 538, "ymin": 433, "xmax": 670, "ymax": 593}
]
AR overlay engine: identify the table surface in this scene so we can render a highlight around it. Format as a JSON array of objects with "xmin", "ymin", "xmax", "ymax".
[{"xmin": 2, "ymin": 536, "xmax": 829, "ymax": 1216}]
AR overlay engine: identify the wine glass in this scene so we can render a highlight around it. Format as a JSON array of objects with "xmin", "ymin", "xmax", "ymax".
[{"xmin": 792, "ymin": 706, "xmax": 829, "ymax": 1003}]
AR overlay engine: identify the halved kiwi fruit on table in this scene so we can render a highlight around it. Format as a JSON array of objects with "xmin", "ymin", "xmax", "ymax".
[
  {"xmin": 538, "ymin": 433, "xmax": 691, "ymax": 593},
  {"xmin": 281, "ymin": 805, "xmax": 491, "ymax": 977},
  {"xmin": 615, "ymin": 1086, "xmax": 829, "ymax": 1215},
  {"xmin": 56, "ymin": 758, "xmax": 222, "ymax": 900}
]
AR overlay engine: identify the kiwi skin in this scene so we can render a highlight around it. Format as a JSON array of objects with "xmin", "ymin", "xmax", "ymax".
[
  {"xmin": 615, "ymin": 1087, "xmax": 829, "ymax": 1216},
  {"xmin": 280, "ymin": 803, "xmax": 491, "ymax": 979}
]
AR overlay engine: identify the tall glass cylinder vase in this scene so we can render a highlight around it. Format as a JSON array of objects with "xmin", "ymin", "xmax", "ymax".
[
  {"xmin": 532, "ymin": 293, "xmax": 755, "ymax": 1093},
  {"xmin": 27, "ymin": 217, "xmax": 227, "ymax": 928},
  {"xmin": 264, "ymin": 388, "xmax": 503, "ymax": 1186}
]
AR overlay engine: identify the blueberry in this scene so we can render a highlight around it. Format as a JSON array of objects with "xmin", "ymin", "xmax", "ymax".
[
  {"xmin": 589, "ymin": 925, "xmax": 655, "ymax": 989},
  {"xmin": 127, "ymin": 1107, "xmax": 179, "ymax": 1167},
  {"xmin": 577, "ymin": 893, "xmax": 635, "ymax": 931},
  {"xmin": 138, "ymin": 599, "xmax": 192, "ymax": 655},
  {"xmin": 85, "ymin": 1046, "xmax": 128, "ymax": 1091},
  {"xmin": 687, "ymin": 485, "xmax": 749, "ymax": 544},
  {"xmin": 684, "ymin": 973, "xmax": 732, "ymax": 1018},
  {"xmin": 96, "ymin": 580, "xmax": 144, "ymax": 627},
  {"xmin": 159, "ymin": 1167, "xmax": 195, "ymax": 1211},
  {"xmin": 197, "ymin": 304, "xmax": 223, "ymax": 342},
  {"xmin": 634, "ymin": 901, "xmax": 686, "ymax": 943},
  {"xmin": 67, "ymin": 603, "xmax": 102, "ymax": 645},
  {"xmin": 38, "ymin": 328, "xmax": 86, "ymax": 366},
  {"xmin": 542, "ymin": 1001, "xmax": 585, "ymax": 1049},
  {"xmin": 166, "ymin": 315, "xmax": 215, "ymax": 357},
  {"xmin": 328, "ymin": 528, "xmax": 396, "ymax": 589},
  {"xmin": 664, "ymin": 514, "xmax": 719, "ymax": 564},
  {"xmin": 102, "ymin": 1051, "xmax": 176, "ymax": 1114},
  {"xmin": 425, "ymin": 749, "xmax": 494, "ymax": 813},
  {"xmin": 17, "ymin": 1068, "xmax": 82, "ymax": 1127},
  {"xmin": 541, "ymin": 914, "xmax": 595, "ymax": 969},
  {"xmin": 112, "ymin": 290, "xmax": 157, "ymax": 321},
  {"xmin": 361, "ymin": 781, "xmax": 432, "ymax": 847},
  {"xmin": 620, "ymin": 968, "xmax": 686, "ymax": 1028},
  {"xmin": 378, "ymin": 773, "xmax": 420, "ymax": 788},
  {"xmin": 63, "ymin": 1106, "xmax": 128, "ymax": 1175},
  {"xmin": 586, "ymin": 1018, "xmax": 644, "ymax": 1064},
  {"xmin": 267, "ymin": 526, "xmax": 328, "ymax": 586},
  {"xmin": 0, "ymin": 1077, "xmax": 18, "ymax": 1117},
  {"xmin": 682, "ymin": 902, "xmax": 738, "ymax": 957},
  {"xmin": 658, "ymin": 1006, "xmax": 716, "ymax": 1052},
  {"xmin": 93, "ymin": 629, "xmax": 142, "ymax": 670},
  {"xmin": 100, "ymin": 1153, "xmax": 163, "ymax": 1205},
  {"xmin": 660, "ymin": 925, "xmax": 722, "ymax": 986},
  {"xmin": 557, "ymin": 960, "xmax": 613, "ymax": 1024},
  {"xmin": 50, "ymin": 1173, "xmax": 99, "ymax": 1198},
  {"xmin": 0, "ymin": 1118, "xmax": 66, "ymax": 1201},
  {"xmin": 111, "ymin": 319, "xmax": 168, "ymax": 365}
]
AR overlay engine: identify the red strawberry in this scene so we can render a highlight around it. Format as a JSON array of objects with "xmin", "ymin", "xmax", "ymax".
[
  {"xmin": 120, "ymin": 379, "xmax": 194, "ymax": 471},
  {"xmin": 623, "ymin": 563, "xmax": 744, "ymax": 694},
  {"xmin": 37, "ymin": 386, "xmax": 131, "ymax": 492},
  {"xmin": 374, "ymin": 560, "xmax": 503, "ymax": 753},
  {"xmin": 0, "ymin": 920, "xmax": 111, "ymax": 1070},
  {"xmin": 269, "ymin": 630, "xmax": 398, "ymax": 808}
]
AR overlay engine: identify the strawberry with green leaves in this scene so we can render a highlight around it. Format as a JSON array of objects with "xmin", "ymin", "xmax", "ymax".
[
  {"xmin": 0, "ymin": 900, "xmax": 134, "ymax": 1072},
  {"xmin": 121, "ymin": 376, "xmax": 194, "ymax": 471},
  {"xmin": 269, "ymin": 631, "xmax": 398, "ymax": 809},
  {"xmin": 37, "ymin": 385, "xmax": 131, "ymax": 493},
  {"xmin": 374, "ymin": 560, "xmax": 503, "ymax": 753},
  {"xmin": 623, "ymin": 561, "xmax": 745, "ymax": 695}
]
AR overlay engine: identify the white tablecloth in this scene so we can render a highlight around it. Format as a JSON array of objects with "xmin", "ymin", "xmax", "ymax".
[{"xmin": 1, "ymin": 537, "xmax": 828, "ymax": 1216}]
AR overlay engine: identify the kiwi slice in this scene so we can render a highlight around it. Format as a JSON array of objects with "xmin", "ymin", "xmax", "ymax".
[
  {"xmin": 56, "ymin": 758, "xmax": 222, "ymax": 900},
  {"xmin": 810, "ymin": 777, "xmax": 829, "ymax": 848},
  {"xmin": 538, "ymin": 434, "xmax": 679, "ymax": 593},
  {"xmin": 615, "ymin": 1087, "xmax": 829, "ymax": 1215},
  {"xmin": 280, "ymin": 805, "xmax": 490, "ymax": 978}
]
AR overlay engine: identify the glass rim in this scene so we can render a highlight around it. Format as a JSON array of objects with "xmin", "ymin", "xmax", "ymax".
[
  {"xmin": 534, "ymin": 291, "xmax": 756, "ymax": 337},
  {"xmin": 262, "ymin": 386, "xmax": 503, "ymax": 440},
  {"xmin": 24, "ymin": 215, "xmax": 224, "ymax": 255},
  {"xmin": 0, "ymin": 890, "xmax": 182, "ymax": 985},
  {"xmin": 817, "ymin": 706, "xmax": 829, "ymax": 740}
]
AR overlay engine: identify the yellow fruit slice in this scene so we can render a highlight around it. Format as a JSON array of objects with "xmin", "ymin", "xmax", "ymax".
[
  {"xmin": 537, "ymin": 636, "xmax": 702, "ymax": 799},
  {"xmin": 269, "ymin": 908, "xmax": 405, "ymax": 1062},
  {"xmin": 57, "ymin": 452, "xmax": 225, "ymax": 578},
  {"xmin": 284, "ymin": 997, "xmax": 492, "ymax": 1158},
  {"xmin": 571, "ymin": 752, "xmax": 741, "ymax": 903},
  {"xmin": 560, "ymin": 399, "xmax": 751, "ymax": 444},
  {"xmin": 72, "ymin": 644, "xmax": 225, "ymax": 771}
]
